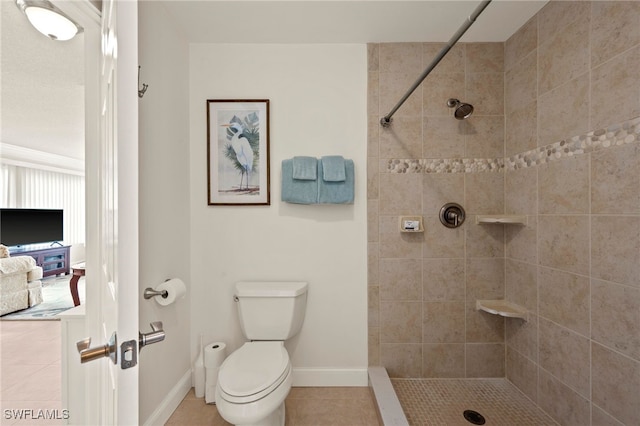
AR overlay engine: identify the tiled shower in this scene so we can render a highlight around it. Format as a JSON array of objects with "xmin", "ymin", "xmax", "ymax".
[{"xmin": 367, "ymin": 1, "xmax": 640, "ymax": 425}]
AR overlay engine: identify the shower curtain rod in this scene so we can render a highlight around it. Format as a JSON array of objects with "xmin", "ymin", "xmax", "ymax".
[{"xmin": 380, "ymin": 0, "xmax": 492, "ymax": 127}]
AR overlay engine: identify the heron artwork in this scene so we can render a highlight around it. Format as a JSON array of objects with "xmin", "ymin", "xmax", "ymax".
[{"xmin": 221, "ymin": 116, "xmax": 259, "ymax": 192}]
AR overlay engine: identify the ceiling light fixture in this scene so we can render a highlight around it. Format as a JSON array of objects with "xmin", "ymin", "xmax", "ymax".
[{"xmin": 15, "ymin": 0, "xmax": 83, "ymax": 41}]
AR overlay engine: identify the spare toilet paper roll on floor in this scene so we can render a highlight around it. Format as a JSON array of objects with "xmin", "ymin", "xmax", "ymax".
[
  {"xmin": 205, "ymin": 342, "xmax": 226, "ymax": 404},
  {"xmin": 155, "ymin": 278, "xmax": 186, "ymax": 306}
]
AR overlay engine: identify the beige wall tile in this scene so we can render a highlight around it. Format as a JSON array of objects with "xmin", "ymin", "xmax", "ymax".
[
  {"xmin": 466, "ymin": 258, "xmax": 505, "ymax": 300},
  {"xmin": 467, "ymin": 72, "xmax": 504, "ymax": 116},
  {"xmin": 379, "ymin": 115, "xmax": 422, "ymax": 159},
  {"xmin": 537, "ymin": 0, "xmax": 591, "ymax": 45},
  {"xmin": 591, "ymin": 405, "xmax": 627, "ymax": 426},
  {"xmin": 380, "ymin": 343, "xmax": 422, "ymax": 378},
  {"xmin": 368, "ymin": 200, "xmax": 379, "ymax": 241},
  {"xmin": 422, "ymin": 343, "xmax": 464, "ymax": 378},
  {"xmin": 592, "ymin": 342, "xmax": 640, "ymax": 426},
  {"xmin": 423, "ymin": 43, "xmax": 465, "ymax": 74},
  {"xmin": 591, "ymin": 46, "xmax": 640, "ymax": 130},
  {"xmin": 506, "ymin": 100, "xmax": 537, "ymax": 156},
  {"xmin": 466, "ymin": 219, "xmax": 504, "ymax": 258},
  {"xmin": 538, "ymin": 74, "xmax": 590, "ymax": 146},
  {"xmin": 466, "ymin": 343, "xmax": 505, "ymax": 377},
  {"xmin": 538, "ymin": 19, "xmax": 589, "ymax": 95},
  {"xmin": 592, "ymin": 279, "xmax": 640, "ymax": 361},
  {"xmin": 423, "ymin": 301, "xmax": 465, "ymax": 343},
  {"xmin": 423, "ymin": 258, "xmax": 465, "ymax": 301},
  {"xmin": 505, "ymin": 16, "xmax": 537, "ymax": 72},
  {"xmin": 368, "ymin": 327, "xmax": 380, "ymax": 366},
  {"xmin": 379, "ymin": 258, "xmax": 422, "ymax": 301},
  {"xmin": 538, "ymin": 155, "xmax": 590, "ymax": 214},
  {"xmin": 423, "ymin": 116, "xmax": 465, "ymax": 159},
  {"xmin": 422, "ymin": 73, "xmax": 466, "ymax": 117},
  {"xmin": 368, "ymin": 286, "xmax": 379, "ymax": 328},
  {"xmin": 422, "ymin": 173, "xmax": 464, "ymax": 216},
  {"xmin": 379, "ymin": 215, "xmax": 423, "ymax": 259},
  {"xmin": 506, "ymin": 346, "xmax": 537, "ymax": 403},
  {"xmin": 505, "ymin": 166, "xmax": 537, "ymax": 215},
  {"xmin": 466, "ymin": 43, "xmax": 504, "ymax": 73},
  {"xmin": 367, "ymin": 115, "xmax": 380, "ymax": 157},
  {"xmin": 591, "ymin": 215, "xmax": 640, "ymax": 288},
  {"xmin": 591, "ymin": 143, "xmax": 640, "ymax": 215},
  {"xmin": 368, "ymin": 72, "xmax": 379, "ymax": 116},
  {"xmin": 505, "ymin": 51, "xmax": 537, "ymax": 115},
  {"xmin": 539, "ymin": 318, "xmax": 590, "ymax": 397},
  {"xmin": 537, "ymin": 369, "xmax": 591, "ymax": 426},
  {"xmin": 465, "ymin": 172, "xmax": 504, "ymax": 215},
  {"xmin": 367, "ymin": 158, "xmax": 379, "ymax": 200},
  {"xmin": 379, "ymin": 173, "xmax": 422, "ymax": 215},
  {"xmin": 505, "ymin": 216, "xmax": 537, "ymax": 264},
  {"xmin": 591, "ymin": 1, "xmax": 640, "ymax": 68},
  {"xmin": 380, "ymin": 301, "xmax": 422, "ymax": 343},
  {"xmin": 506, "ymin": 313, "xmax": 538, "ymax": 362},
  {"xmin": 379, "ymin": 43, "xmax": 423, "ymax": 74},
  {"xmin": 368, "ymin": 242, "xmax": 379, "ymax": 285},
  {"xmin": 538, "ymin": 215, "xmax": 589, "ymax": 275},
  {"xmin": 466, "ymin": 303, "xmax": 505, "ymax": 343},
  {"xmin": 505, "ymin": 259, "xmax": 537, "ymax": 312},
  {"xmin": 538, "ymin": 267, "xmax": 590, "ymax": 337},
  {"xmin": 367, "ymin": 43, "xmax": 379, "ymax": 72},
  {"xmin": 379, "ymin": 72, "xmax": 423, "ymax": 118},
  {"xmin": 464, "ymin": 116, "xmax": 505, "ymax": 159},
  {"xmin": 422, "ymin": 215, "xmax": 464, "ymax": 258}
]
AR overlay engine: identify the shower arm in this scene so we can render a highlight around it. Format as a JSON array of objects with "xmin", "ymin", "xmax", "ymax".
[{"xmin": 380, "ymin": 0, "xmax": 492, "ymax": 127}]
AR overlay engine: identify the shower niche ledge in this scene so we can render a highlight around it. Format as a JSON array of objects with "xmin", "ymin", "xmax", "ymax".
[
  {"xmin": 476, "ymin": 299, "xmax": 528, "ymax": 321},
  {"xmin": 475, "ymin": 215, "xmax": 527, "ymax": 225}
]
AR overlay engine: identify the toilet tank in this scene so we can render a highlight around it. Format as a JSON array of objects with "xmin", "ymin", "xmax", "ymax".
[{"xmin": 235, "ymin": 281, "xmax": 308, "ymax": 341}]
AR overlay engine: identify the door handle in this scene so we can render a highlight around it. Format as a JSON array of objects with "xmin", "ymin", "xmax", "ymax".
[
  {"xmin": 139, "ymin": 321, "xmax": 165, "ymax": 351},
  {"xmin": 77, "ymin": 332, "xmax": 117, "ymax": 364}
]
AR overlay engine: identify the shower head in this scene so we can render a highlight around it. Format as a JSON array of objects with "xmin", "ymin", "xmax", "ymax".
[{"xmin": 447, "ymin": 98, "xmax": 474, "ymax": 120}]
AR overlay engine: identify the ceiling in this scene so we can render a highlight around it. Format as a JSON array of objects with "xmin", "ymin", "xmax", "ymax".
[{"xmin": 1, "ymin": 0, "xmax": 548, "ymax": 163}]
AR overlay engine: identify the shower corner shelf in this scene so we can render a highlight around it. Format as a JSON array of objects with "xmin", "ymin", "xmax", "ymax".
[
  {"xmin": 475, "ymin": 215, "xmax": 527, "ymax": 225},
  {"xmin": 476, "ymin": 299, "xmax": 528, "ymax": 321}
]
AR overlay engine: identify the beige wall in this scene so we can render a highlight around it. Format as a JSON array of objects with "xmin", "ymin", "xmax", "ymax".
[
  {"xmin": 368, "ymin": 1, "xmax": 640, "ymax": 425},
  {"xmin": 189, "ymin": 44, "xmax": 369, "ymax": 386},
  {"xmin": 504, "ymin": 2, "xmax": 640, "ymax": 425}
]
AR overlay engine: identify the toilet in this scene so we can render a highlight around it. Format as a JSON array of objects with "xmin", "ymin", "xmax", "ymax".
[{"xmin": 215, "ymin": 281, "xmax": 308, "ymax": 426}]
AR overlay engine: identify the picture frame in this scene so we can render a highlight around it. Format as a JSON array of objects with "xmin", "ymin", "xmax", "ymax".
[{"xmin": 207, "ymin": 99, "xmax": 270, "ymax": 205}]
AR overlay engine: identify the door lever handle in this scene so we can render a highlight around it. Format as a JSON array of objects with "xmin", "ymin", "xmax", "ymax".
[
  {"xmin": 139, "ymin": 321, "xmax": 165, "ymax": 351},
  {"xmin": 77, "ymin": 332, "xmax": 117, "ymax": 364}
]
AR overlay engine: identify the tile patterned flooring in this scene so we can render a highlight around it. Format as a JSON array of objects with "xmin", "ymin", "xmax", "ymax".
[
  {"xmin": 392, "ymin": 378, "xmax": 557, "ymax": 426},
  {"xmin": 0, "ymin": 320, "xmax": 63, "ymax": 426},
  {"xmin": 167, "ymin": 387, "xmax": 382, "ymax": 425}
]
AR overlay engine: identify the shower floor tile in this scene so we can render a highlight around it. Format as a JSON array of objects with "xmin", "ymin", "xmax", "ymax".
[{"xmin": 391, "ymin": 378, "xmax": 557, "ymax": 426}]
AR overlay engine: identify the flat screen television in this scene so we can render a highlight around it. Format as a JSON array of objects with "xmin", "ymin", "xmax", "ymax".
[{"xmin": 0, "ymin": 208, "xmax": 64, "ymax": 247}]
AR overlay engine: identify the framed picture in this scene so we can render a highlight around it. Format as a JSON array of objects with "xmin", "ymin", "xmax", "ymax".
[{"xmin": 207, "ymin": 99, "xmax": 270, "ymax": 205}]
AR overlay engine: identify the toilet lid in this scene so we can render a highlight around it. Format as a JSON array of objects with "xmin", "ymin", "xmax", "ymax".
[{"xmin": 218, "ymin": 342, "xmax": 290, "ymax": 398}]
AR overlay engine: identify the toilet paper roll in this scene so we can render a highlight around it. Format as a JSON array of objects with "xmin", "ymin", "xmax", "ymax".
[
  {"xmin": 155, "ymin": 278, "xmax": 186, "ymax": 306},
  {"xmin": 204, "ymin": 342, "xmax": 226, "ymax": 404}
]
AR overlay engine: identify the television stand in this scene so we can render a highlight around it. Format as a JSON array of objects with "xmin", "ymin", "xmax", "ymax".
[{"xmin": 11, "ymin": 245, "xmax": 71, "ymax": 277}]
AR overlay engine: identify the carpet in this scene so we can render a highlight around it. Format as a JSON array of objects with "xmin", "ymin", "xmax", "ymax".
[{"xmin": 0, "ymin": 275, "xmax": 85, "ymax": 320}]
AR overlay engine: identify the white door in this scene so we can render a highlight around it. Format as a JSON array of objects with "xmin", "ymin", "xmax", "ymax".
[{"xmin": 79, "ymin": 0, "xmax": 140, "ymax": 424}]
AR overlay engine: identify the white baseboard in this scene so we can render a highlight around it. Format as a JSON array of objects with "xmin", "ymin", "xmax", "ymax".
[
  {"xmin": 292, "ymin": 368, "xmax": 368, "ymax": 387},
  {"xmin": 142, "ymin": 370, "xmax": 192, "ymax": 426}
]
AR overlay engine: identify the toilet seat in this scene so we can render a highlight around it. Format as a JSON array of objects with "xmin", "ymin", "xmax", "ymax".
[{"xmin": 218, "ymin": 341, "xmax": 290, "ymax": 404}]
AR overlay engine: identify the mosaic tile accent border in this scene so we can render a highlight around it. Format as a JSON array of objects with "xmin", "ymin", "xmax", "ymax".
[{"xmin": 384, "ymin": 116, "xmax": 640, "ymax": 174}]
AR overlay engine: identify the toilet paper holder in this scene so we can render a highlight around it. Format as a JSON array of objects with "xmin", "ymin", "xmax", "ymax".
[{"xmin": 143, "ymin": 282, "xmax": 169, "ymax": 300}]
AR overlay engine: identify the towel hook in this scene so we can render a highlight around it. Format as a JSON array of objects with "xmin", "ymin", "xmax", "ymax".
[{"xmin": 138, "ymin": 66, "xmax": 148, "ymax": 98}]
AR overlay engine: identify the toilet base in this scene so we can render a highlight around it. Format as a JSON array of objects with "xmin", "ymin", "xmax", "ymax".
[{"xmin": 236, "ymin": 402, "xmax": 284, "ymax": 426}]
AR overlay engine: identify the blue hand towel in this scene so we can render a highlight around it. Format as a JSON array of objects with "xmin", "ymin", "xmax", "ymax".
[
  {"xmin": 321, "ymin": 156, "xmax": 346, "ymax": 182},
  {"xmin": 281, "ymin": 159, "xmax": 318, "ymax": 204},
  {"xmin": 318, "ymin": 159, "xmax": 354, "ymax": 204},
  {"xmin": 292, "ymin": 156, "xmax": 318, "ymax": 180}
]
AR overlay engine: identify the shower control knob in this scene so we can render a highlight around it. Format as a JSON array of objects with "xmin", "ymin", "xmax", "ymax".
[{"xmin": 439, "ymin": 203, "xmax": 465, "ymax": 228}]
